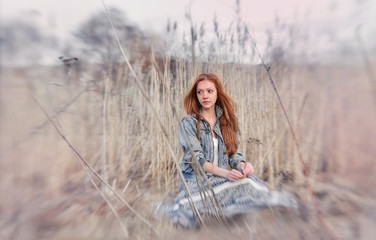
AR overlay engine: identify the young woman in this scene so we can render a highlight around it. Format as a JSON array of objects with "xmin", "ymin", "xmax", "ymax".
[
  {"xmin": 157, "ymin": 73, "xmax": 296, "ymax": 228},
  {"xmin": 179, "ymin": 73, "xmax": 253, "ymax": 182}
]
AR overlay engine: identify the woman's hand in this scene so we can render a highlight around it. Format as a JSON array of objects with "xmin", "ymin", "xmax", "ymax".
[
  {"xmin": 203, "ymin": 161, "xmax": 253, "ymax": 181},
  {"xmin": 226, "ymin": 169, "xmax": 245, "ymax": 181},
  {"xmin": 241, "ymin": 162, "xmax": 255, "ymax": 177}
]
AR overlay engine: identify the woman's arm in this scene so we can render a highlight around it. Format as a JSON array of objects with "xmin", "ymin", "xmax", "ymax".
[
  {"xmin": 178, "ymin": 116, "xmax": 207, "ymax": 167},
  {"xmin": 203, "ymin": 162, "xmax": 245, "ymax": 181},
  {"xmin": 228, "ymin": 133, "xmax": 246, "ymax": 170},
  {"xmin": 236, "ymin": 161, "xmax": 255, "ymax": 176}
]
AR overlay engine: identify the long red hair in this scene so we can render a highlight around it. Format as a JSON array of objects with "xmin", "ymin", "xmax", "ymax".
[{"xmin": 184, "ymin": 73, "xmax": 240, "ymax": 155}]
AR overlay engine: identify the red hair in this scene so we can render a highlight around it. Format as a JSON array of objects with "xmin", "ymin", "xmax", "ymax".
[{"xmin": 184, "ymin": 73, "xmax": 239, "ymax": 155}]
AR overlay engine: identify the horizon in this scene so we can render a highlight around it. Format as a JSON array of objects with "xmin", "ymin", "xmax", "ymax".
[{"xmin": 1, "ymin": 0, "xmax": 376, "ymax": 66}]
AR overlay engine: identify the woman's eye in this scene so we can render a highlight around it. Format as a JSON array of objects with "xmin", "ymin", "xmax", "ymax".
[
  {"xmin": 197, "ymin": 90, "xmax": 202, "ymax": 95},
  {"xmin": 208, "ymin": 89, "xmax": 213, "ymax": 93}
]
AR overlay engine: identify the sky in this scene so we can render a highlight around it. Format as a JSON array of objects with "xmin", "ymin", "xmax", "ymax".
[
  {"xmin": 3, "ymin": 0, "xmax": 375, "ymax": 34},
  {"xmin": 1, "ymin": 0, "xmax": 376, "ymax": 64}
]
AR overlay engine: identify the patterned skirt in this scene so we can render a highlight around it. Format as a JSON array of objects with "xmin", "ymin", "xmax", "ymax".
[{"xmin": 155, "ymin": 175, "xmax": 296, "ymax": 228}]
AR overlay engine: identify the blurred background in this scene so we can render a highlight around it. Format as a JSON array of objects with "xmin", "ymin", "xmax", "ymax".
[
  {"xmin": 1, "ymin": 0, "xmax": 376, "ymax": 239},
  {"xmin": 1, "ymin": 0, "xmax": 376, "ymax": 66}
]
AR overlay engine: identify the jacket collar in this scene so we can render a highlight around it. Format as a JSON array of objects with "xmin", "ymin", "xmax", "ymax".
[
  {"xmin": 215, "ymin": 104, "xmax": 223, "ymax": 119},
  {"xmin": 199, "ymin": 104, "xmax": 223, "ymax": 120}
]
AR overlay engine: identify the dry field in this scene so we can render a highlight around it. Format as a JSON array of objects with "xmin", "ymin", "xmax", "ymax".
[{"xmin": 1, "ymin": 58, "xmax": 376, "ymax": 239}]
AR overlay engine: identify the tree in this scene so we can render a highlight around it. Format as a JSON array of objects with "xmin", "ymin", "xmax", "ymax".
[
  {"xmin": 1, "ymin": 19, "xmax": 56, "ymax": 66},
  {"xmin": 74, "ymin": 7, "xmax": 146, "ymax": 63}
]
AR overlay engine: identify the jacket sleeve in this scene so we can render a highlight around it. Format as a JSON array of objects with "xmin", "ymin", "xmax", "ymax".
[
  {"xmin": 178, "ymin": 116, "xmax": 207, "ymax": 168},
  {"xmin": 229, "ymin": 133, "xmax": 245, "ymax": 169}
]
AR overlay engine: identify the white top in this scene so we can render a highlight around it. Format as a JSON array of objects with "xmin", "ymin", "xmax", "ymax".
[{"xmin": 213, "ymin": 137, "xmax": 219, "ymax": 166}]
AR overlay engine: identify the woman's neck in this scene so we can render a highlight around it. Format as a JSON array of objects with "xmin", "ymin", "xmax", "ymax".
[{"xmin": 201, "ymin": 107, "xmax": 216, "ymax": 123}]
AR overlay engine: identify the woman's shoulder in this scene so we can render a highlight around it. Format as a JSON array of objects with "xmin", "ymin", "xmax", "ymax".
[
  {"xmin": 181, "ymin": 113, "xmax": 198, "ymax": 123},
  {"xmin": 178, "ymin": 114, "xmax": 199, "ymax": 134}
]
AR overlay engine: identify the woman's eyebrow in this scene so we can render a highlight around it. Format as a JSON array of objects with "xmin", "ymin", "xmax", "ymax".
[{"xmin": 197, "ymin": 87, "xmax": 214, "ymax": 91}]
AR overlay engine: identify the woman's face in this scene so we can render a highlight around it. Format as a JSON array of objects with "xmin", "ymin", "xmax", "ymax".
[{"xmin": 196, "ymin": 79, "xmax": 218, "ymax": 111}]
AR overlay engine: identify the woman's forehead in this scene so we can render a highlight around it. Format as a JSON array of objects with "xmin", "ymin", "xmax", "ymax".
[{"xmin": 197, "ymin": 79, "xmax": 216, "ymax": 89}]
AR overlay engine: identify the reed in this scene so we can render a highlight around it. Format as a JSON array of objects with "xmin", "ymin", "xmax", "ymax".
[{"xmin": 1, "ymin": 2, "xmax": 376, "ymax": 239}]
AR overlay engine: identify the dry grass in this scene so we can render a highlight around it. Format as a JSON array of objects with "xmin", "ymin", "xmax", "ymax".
[
  {"xmin": 1, "ymin": 6, "xmax": 376, "ymax": 236},
  {"xmin": 1, "ymin": 56, "xmax": 376, "ymax": 239}
]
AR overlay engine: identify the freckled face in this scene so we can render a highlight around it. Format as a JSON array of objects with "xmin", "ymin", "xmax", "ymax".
[{"xmin": 196, "ymin": 79, "xmax": 218, "ymax": 111}]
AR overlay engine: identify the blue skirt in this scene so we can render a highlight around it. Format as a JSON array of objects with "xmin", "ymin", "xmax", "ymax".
[{"xmin": 155, "ymin": 175, "xmax": 296, "ymax": 228}]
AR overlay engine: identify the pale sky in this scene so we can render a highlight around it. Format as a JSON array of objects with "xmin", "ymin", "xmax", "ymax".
[
  {"xmin": 3, "ymin": 0, "xmax": 374, "ymax": 33},
  {"xmin": 1, "ymin": 0, "xmax": 376, "ymax": 64}
]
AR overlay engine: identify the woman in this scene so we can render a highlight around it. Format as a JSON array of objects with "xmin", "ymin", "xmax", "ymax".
[
  {"xmin": 179, "ymin": 73, "xmax": 253, "ymax": 181},
  {"xmin": 156, "ymin": 73, "xmax": 296, "ymax": 228}
]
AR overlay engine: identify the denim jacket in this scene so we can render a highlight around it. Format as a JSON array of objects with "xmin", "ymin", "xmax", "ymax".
[{"xmin": 178, "ymin": 105, "xmax": 245, "ymax": 181}]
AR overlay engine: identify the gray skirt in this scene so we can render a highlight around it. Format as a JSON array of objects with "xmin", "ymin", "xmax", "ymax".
[{"xmin": 155, "ymin": 175, "xmax": 296, "ymax": 228}]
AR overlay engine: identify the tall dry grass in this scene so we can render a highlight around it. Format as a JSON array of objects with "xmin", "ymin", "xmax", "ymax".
[
  {"xmin": 2, "ymin": 54, "xmax": 376, "ymax": 239},
  {"xmin": 1, "ymin": 5, "xmax": 376, "ymax": 239},
  {"xmin": 5, "ymin": 61, "xmax": 371, "ymax": 189}
]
